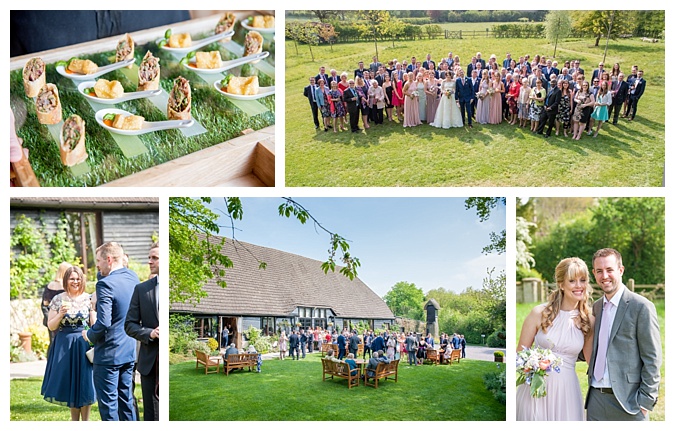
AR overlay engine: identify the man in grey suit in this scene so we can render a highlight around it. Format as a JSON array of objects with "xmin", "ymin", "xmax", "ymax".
[{"xmin": 586, "ymin": 248, "xmax": 661, "ymax": 421}]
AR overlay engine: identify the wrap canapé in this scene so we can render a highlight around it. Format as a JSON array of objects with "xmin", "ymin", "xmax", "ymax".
[
  {"xmin": 23, "ymin": 57, "xmax": 46, "ymax": 98},
  {"xmin": 138, "ymin": 51, "xmax": 160, "ymax": 91},
  {"xmin": 167, "ymin": 76, "xmax": 191, "ymax": 120},
  {"xmin": 115, "ymin": 33, "xmax": 135, "ymax": 68},
  {"xmin": 243, "ymin": 31, "xmax": 263, "ymax": 63},
  {"xmin": 67, "ymin": 58, "xmax": 99, "ymax": 75},
  {"xmin": 251, "ymin": 15, "xmax": 274, "ymax": 29},
  {"xmin": 35, "ymin": 84, "xmax": 63, "ymax": 125},
  {"xmin": 215, "ymin": 12, "xmax": 236, "ymax": 38},
  {"xmin": 60, "ymin": 114, "xmax": 88, "ymax": 166}
]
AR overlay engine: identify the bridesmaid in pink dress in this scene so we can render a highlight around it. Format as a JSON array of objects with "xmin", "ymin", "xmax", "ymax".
[
  {"xmin": 402, "ymin": 72, "xmax": 421, "ymax": 127},
  {"xmin": 475, "ymin": 70, "xmax": 491, "ymax": 124},
  {"xmin": 391, "ymin": 73, "xmax": 404, "ymax": 122},
  {"xmin": 425, "ymin": 71, "xmax": 440, "ymax": 123},
  {"xmin": 488, "ymin": 71, "xmax": 504, "ymax": 124}
]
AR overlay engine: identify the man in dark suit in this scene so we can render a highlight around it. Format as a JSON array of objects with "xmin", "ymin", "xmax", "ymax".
[
  {"xmin": 422, "ymin": 53, "xmax": 435, "ymax": 70},
  {"xmin": 288, "ymin": 330, "xmax": 299, "ymax": 360},
  {"xmin": 337, "ymin": 331, "xmax": 347, "ymax": 360},
  {"xmin": 371, "ymin": 332, "xmax": 385, "ymax": 354},
  {"xmin": 502, "ymin": 53, "xmax": 512, "ymax": 69},
  {"xmin": 327, "ymin": 69, "xmax": 340, "ymax": 88},
  {"xmin": 343, "ymin": 79, "xmax": 361, "ymax": 132},
  {"xmin": 475, "ymin": 52, "xmax": 486, "ymax": 69},
  {"xmin": 466, "ymin": 56, "xmax": 477, "ymax": 77},
  {"xmin": 375, "ymin": 67, "xmax": 386, "ymax": 86},
  {"xmin": 303, "ymin": 77, "xmax": 320, "ymax": 129},
  {"xmin": 626, "ymin": 70, "xmax": 646, "ymax": 121},
  {"xmin": 348, "ymin": 330, "xmax": 360, "ymax": 358},
  {"xmin": 455, "ymin": 69, "xmax": 474, "ymax": 128},
  {"xmin": 623, "ymin": 65, "xmax": 639, "ymax": 116},
  {"xmin": 608, "ymin": 73, "xmax": 629, "ymax": 125},
  {"xmin": 124, "ymin": 242, "xmax": 159, "ymax": 421},
  {"xmin": 354, "ymin": 61, "xmax": 366, "ymax": 79},
  {"xmin": 536, "ymin": 76, "xmax": 561, "ymax": 138},
  {"xmin": 315, "ymin": 66, "xmax": 329, "ymax": 87},
  {"xmin": 84, "ymin": 242, "xmax": 139, "ymax": 421},
  {"xmin": 405, "ymin": 333, "xmax": 418, "ymax": 366},
  {"xmin": 299, "ymin": 329, "xmax": 307, "ymax": 359},
  {"xmin": 592, "ymin": 62, "xmax": 606, "ymax": 82}
]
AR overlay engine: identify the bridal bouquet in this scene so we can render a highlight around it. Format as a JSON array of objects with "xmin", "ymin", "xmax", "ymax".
[
  {"xmin": 445, "ymin": 89, "xmax": 454, "ymax": 99},
  {"xmin": 516, "ymin": 346, "xmax": 563, "ymax": 398},
  {"xmin": 476, "ymin": 92, "xmax": 485, "ymax": 100}
]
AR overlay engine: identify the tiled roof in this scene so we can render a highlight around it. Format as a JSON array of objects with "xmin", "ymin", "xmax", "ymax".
[{"xmin": 171, "ymin": 237, "xmax": 395, "ymax": 320}]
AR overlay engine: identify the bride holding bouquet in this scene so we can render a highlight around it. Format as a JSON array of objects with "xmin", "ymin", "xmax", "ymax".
[
  {"xmin": 430, "ymin": 70, "xmax": 463, "ymax": 129},
  {"xmin": 516, "ymin": 257, "xmax": 595, "ymax": 421}
]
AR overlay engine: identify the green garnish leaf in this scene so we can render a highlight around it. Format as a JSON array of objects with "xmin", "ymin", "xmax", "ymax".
[
  {"xmin": 164, "ymin": 28, "xmax": 172, "ymax": 39},
  {"xmin": 84, "ymin": 87, "xmax": 95, "ymax": 95},
  {"xmin": 187, "ymin": 51, "xmax": 196, "ymax": 59},
  {"xmin": 102, "ymin": 113, "xmax": 116, "ymax": 121},
  {"xmin": 179, "ymin": 57, "xmax": 188, "ymax": 66},
  {"xmin": 222, "ymin": 74, "xmax": 233, "ymax": 86},
  {"xmin": 158, "ymin": 39, "xmax": 167, "ymax": 48},
  {"xmin": 56, "ymin": 60, "xmax": 67, "ymax": 68}
]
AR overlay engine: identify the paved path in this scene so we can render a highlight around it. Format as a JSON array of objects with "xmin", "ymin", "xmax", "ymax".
[{"xmin": 10, "ymin": 346, "xmax": 505, "ymax": 379}]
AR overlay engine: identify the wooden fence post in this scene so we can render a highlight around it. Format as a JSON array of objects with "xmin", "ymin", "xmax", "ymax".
[{"xmin": 627, "ymin": 278, "xmax": 635, "ymax": 291}]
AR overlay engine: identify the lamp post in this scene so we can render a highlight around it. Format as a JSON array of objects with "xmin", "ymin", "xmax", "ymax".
[{"xmin": 481, "ymin": 334, "xmax": 486, "ymax": 345}]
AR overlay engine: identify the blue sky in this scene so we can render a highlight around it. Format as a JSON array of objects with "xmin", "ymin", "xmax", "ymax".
[{"xmin": 204, "ymin": 197, "xmax": 505, "ymax": 298}]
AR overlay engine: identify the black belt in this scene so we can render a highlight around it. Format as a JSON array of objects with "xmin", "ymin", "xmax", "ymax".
[{"xmin": 593, "ymin": 387, "xmax": 614, "ymax": 395}]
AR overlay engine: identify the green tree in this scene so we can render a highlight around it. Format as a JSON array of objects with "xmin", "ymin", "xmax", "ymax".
[
  {"xmin": 298, "ymin": 23, "xmax": 321, "ymax": 62},
  {"xmin": 356, "ymin": 10, "xmax": 392, "ymax": 59},
  {"xmin": 465, "ymin": 197, "xmax": 506, "ymax": 255},
  {"xmin": 383, "ymin": 281, "xmax": 425, "ymax": 320},
  {"xmin": 572, "ymin": 10, "xmax": 635, "ymax": 47},
  {"xmin": 317, "ymin": 23, "xmax": 339, "ymax": 51},
  {"xmin": 285, "ymin": 22, "xmax": 303, "ymax": 56},
  {"xmin": 310, "ymin": 10, "xmax": 339, "ymax": 22},
  {"xmin": 590, "ymin": 198, "xmax": 665, "ymax": 284},
  {"xmin": 381, "ymin": 16, "xmax": 406, "ymax": 48},
  {"xmin": 545, "ymin": 10, "xmax": 572, "ymax": 58},
  {"xmin": 633, "ymin": 10, "xmax": 665, "ymax": 38},
  {"xmin": 169, "ymin": 198, "xmax": 361, "ymax": 304}
]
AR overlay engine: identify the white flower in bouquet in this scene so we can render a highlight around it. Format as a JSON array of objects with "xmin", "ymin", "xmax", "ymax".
[
  {"xmin": 516, "ymin": 346, "xmax": 563, "ymax": 398},
  {"xmin": 412, "ymin": 90, "xmax": 419, "ymax": 98}
]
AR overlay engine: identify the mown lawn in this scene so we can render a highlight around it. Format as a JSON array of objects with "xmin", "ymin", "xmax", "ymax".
[
  {"xmin": 9, "ymin": 376, "xmax": 144, "ymax": 421},
  {"xmin": 286, "ymin": 36, "xmax": 664, "ymax": 186},
  {"xmin": 169, "ymin": 354, "xmax": 505, "ymax": 421},
  {"xmin": 515, "ymin": 300, "xmax": 665, "ymax": 421}
]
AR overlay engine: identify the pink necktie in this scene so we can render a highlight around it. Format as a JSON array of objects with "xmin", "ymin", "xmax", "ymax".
[{"xmin": 593, "ymin": 301, "xmax": 613, "ymax": 381}]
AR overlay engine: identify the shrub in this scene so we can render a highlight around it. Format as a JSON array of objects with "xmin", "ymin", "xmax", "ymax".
[
  {"xmin": 169, "ymin": 314, "xmax": 198, "ymax": 355},
  {"xmin": 10, "ymin": 344, "xmax": 38, "ymax": 363},
  {"xmin": 28, "ymin": 324, "xmax": 50, "ymax": 360},
  {"xmin": 253, "ymin": 336, "xmax": 273, "ymax": 354},
  {"xmin": 493, "ymin": 350, "xmax": 505, "ymax": 357},
  {"xmin": 243, "ymin": 326, "xmax": 262, "ymax": 344},
  {"xmin": 206, "ymin": 337, "xmax": 219, "ymax": 352},
  {"xmin": 483, "ymin": 365, "xmax": 506, "ymax": 404},
  {"xmin": 487, "ymin": 331, "xmax": 507, "ymax": 348}
]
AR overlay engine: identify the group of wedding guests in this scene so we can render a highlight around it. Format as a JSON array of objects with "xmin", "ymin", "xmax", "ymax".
[{"xmin": 303, "ymin": 52, "xmax": 646, "ymax": 139}]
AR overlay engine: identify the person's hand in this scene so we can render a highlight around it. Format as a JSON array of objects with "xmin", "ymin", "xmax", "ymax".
[
  {"xmin": 81, "ymin": 330, "xmax": 89, "ymax": 342},
  {"xmin": 151, "ymin": 327, "xmax": 160, "ymax": 339},
  {"xmin": 641, "ymin": 407, "xmax": 648, "ymax": 417},
  {"xmin": 10, "ymin": 110, "xmax": 26, "ymax": 163}
]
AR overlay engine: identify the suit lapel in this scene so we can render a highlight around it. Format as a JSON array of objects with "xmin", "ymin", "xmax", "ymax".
[
  {"xmin": 609, "ymin": 289, "xmax": 631, "ymax": 343},
  {"xmin": 150, "ymin": 277, "xmax": 159, "ymax": 322},
  {"xmin": 591, "ymin": 299, "xmax": 603, "ymax": 369}
]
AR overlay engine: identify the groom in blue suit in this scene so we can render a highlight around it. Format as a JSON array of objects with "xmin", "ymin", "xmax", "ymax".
[
  {"xmin": 84, "ymin": 242, "xmax": 139, "ymax": 421},
  {"xmin": 455, "ymin": 69, "xmax": 474, "ymax": 128}
]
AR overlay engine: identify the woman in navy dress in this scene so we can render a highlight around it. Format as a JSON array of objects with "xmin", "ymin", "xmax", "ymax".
[{"xmin": 41, "ymin": 266, "xmax": 96, "ymax": 421}]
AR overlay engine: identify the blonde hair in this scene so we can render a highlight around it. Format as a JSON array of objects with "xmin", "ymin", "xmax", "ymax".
[
  {"xmin": 541, "ymin": 257, "xmax": 592, "ymax": 336},
  {"xmin": 54, "ymin": 262, "xmax": 73, "ymax": 282}
]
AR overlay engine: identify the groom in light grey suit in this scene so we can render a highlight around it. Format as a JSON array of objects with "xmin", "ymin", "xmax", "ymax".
[{"xmin": 585, "ymin": 248, "xmax": 661, "ymax": 420}]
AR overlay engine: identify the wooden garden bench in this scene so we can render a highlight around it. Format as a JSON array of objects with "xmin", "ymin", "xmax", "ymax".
[
  {"xmin": 195, "ymin": 350, "xmax": 221, "ymax": 374},
  {"xmin": 223, "ymin": 353, "xmax": 257, "ymax": 376},
  {"xmin": 425, "ymin": 349, "xmax": 440, "ymax": 365},
  {"xmin": 321, "ymin": 358, "xmax": 360, "ymax": 388},
  {"xmin": 447, "ymin": 349, "xmax": 461, "ymax": 364},
  {"xmin": 364, "ymin": 359, "xmax": 399, "ymax": 388},
  {"xmin": 321, "ymin": 343, "xmax": 339, "ymax": 357}
]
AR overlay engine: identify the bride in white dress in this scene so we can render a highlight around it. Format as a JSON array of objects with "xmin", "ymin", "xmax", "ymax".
[
  {"xmin": 430, "ymin": 71, "xmax": 463, "ymax": 128},
  {"xmin": 516, "ymin": 257, "xmax": 595, "ymax": 421}
]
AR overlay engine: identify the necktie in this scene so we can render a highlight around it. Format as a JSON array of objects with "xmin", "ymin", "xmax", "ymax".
[{"xmin": 593, "ymin": 301, "xmax": 613, "ymax": 382}]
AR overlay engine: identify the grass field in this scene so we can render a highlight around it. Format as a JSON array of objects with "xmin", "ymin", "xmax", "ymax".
[
  {"xmin": 169, "ymin": 354, "xmax": 505, "ymax": 421},
  {"xmin": 285, "ymin": 36, "xmax": 664, "ymax": 187},
  {"xmin": 9, "ymin": 377, "xmax": 144, "ymax": 421},
  {"xmin": 515, "ymin": 300, "xmax": 665, "ymax": 421}
]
